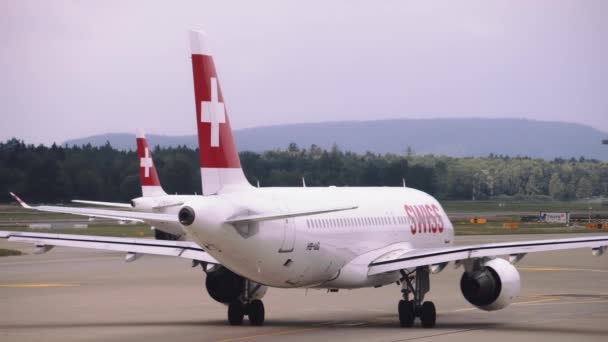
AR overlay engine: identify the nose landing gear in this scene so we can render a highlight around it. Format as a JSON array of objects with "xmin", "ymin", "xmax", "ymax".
[{"xmin": 398, "ymin": 266, "xmax": 436, "ymax": 328}]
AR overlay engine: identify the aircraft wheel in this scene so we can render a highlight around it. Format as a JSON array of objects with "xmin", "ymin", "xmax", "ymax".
[
  {"xmin": 398, "ymin": 300, "xmax": 415, "ymax": 327},
  {"xmin": 248, "ymin": 299, "xmax": 265, "ymax": 326},
  {"xmin": 228, "ymin": 301, "xmax": 245, "ymax": 325},
  {"xmin": 420, "ymin": 301, "xmax": 436, "ymax": 328}
]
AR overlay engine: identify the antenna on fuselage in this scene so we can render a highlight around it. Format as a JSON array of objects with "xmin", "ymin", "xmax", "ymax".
[
  {"xmin": 256, "ymin": 180, "xmax": 260, "ymax": 188},
  {"xmin": 302, "ymin": 177, "xmax": 306, "ymax": 188},
  {"xmin": 403, "ymin": 178, "xmax": 407, "ymax": 188}
]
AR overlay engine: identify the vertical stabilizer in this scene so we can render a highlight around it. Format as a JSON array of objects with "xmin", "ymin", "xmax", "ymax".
[
  {"xmin": 189, "ymin": 30, "xmax": 251, "ymax": 195},
  {"xmin": 136, "ymin": 130, "xmax": 167, "ymax": 197}
]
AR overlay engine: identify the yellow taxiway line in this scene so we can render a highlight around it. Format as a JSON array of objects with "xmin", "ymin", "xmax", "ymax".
[
  {"xmin": 519, "ymin": 266, "xmax": 608, "ymax": 273},
  {"xmin": 0, "ymin": 283, "xmax": 80, "ymax": 288}
]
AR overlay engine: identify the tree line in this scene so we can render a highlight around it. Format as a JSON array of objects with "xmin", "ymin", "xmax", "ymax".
[{"xmin": 1, "ymin": 139, "xmax": 606, "ymax": 203}]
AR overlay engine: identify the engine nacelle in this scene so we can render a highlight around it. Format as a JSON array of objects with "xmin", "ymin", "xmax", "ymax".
[
  {"xmin": 153, "ymin": 228, "xmax": 182, "ymax": 241},
  {"xmin": 205, "ymin": 266, "xmax": 267, "ymax": 304},
  {"xmin": 130, "ymin": 197, "xmax": 157, "ymax": 210},
  {"xmin": 460, "ymin": 258, "xmax": 521, "ymax": 311}
]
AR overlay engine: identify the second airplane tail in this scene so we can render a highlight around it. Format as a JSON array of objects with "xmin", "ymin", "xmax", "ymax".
[{"xmin": 136, "ymin": 130, "xmax": 167, "ymax": 197}]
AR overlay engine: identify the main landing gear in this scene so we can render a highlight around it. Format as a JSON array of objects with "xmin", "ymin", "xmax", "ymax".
[
  {"xmin": 398, "ymin": 266, "xmax": 436, "ymax": 328},
  {"xmin": 227, "ymin": 279, "xmax": 266, "ymax": 326}
]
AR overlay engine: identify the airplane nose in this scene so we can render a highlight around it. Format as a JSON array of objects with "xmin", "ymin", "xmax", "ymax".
[{"xmin": 178, "ymin": 206, "xmax": 196, "ymax": 226}]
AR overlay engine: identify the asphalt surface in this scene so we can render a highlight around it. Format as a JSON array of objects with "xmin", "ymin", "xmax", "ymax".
[{"xmin": 1, "ymin": 233, "xmax": 607, "ymax": 342}]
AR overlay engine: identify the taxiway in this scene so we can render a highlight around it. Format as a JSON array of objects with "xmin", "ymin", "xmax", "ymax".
[{"xmin": 1, "ymin": 234, "xmax": 607, "ymax": 342}]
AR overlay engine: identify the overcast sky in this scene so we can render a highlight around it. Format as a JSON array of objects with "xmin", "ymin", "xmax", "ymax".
[{"xmin": 1, "ymin": 0, "xmax": 607, "ymax": 145}]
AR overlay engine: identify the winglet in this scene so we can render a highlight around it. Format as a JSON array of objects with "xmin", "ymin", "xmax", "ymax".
[{"xmin": 9, "ymin": 192, "xmax": 31, "ymax": 209}]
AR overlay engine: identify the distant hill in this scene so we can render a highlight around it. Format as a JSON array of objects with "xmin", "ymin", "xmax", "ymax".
[{"xmin": 63, "ymin": 118, "xmax": 608, "ymax": 160}]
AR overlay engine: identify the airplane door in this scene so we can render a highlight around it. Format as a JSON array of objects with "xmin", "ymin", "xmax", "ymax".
[{"xmin": 278, "ymin": 206, "xmax": 296, "ymax": 253}]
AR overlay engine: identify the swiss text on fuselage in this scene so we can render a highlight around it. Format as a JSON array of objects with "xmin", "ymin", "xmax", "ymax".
[{"xmin": 404, "ymin": 204, "xmax": 444, "ymax": 235}]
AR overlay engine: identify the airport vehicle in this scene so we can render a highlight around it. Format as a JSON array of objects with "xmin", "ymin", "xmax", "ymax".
[{"xmin": 2, "ymin": 31, "xmax": 607, "ymax": 328}]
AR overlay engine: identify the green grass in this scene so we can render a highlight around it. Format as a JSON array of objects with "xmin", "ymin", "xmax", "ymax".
[
  {"xmin": 0, "ymin": 206, "xmax": 97, "ymax": 220},
  {"xmin": 442, "ymin": 200, "xmax": 603, "ymax": 213},
  {"xmin": 0, "ymin": 248, "xmax": 22, "ymax": 257},
  {"xmin": 0, "ymin": 205, "xmax": 130, "ymax": 221},
  {"xmin": 452, "ymin": 216, "xmax": 606, "ymax": 235}
]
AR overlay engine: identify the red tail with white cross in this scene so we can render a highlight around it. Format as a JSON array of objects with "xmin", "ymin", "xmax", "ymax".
[
  {"xmin": 190, "ymin": 30, "xmax": 251, "ymax": 195},
  {"xmin": 136, "ymin": 130, "xmax": 167, "ymax": 197}
]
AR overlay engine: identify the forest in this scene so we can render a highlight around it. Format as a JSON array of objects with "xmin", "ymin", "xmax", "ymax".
[{"xmin": 0, "ymin": 139, "xmax": 606, "ymax": 203}]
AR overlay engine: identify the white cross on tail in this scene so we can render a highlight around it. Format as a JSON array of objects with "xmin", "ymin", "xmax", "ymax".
[
  {"xmin": 201, "ymin": 77, "xmax": 226, "ymax": 147},
  {"xmin": 140, "ymin": 148, "xmax": 153, "ymax": 177}
]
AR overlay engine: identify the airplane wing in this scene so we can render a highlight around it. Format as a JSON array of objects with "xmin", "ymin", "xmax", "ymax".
[
  {"xmin": 72, "ymin": 200, "xmax": 133, "ymax": 208},
  {"xmin": 10, "ymin": 192, "xmax": 177, "ymax": 224},
  {"xmin": 368, "ymin": 235, "xmax": 608, "ymax": 275},
  {"xmin": 0, "ymin": 230, "xmax": 218, "ymax": 264},
  {"xmin": 225, "ymin": 205, "xmax": 358, "ymax": 224}
]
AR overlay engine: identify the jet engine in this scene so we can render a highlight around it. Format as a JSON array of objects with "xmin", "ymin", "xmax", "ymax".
[
  {"xmin": 152, "ymin": 228, "xmax": 181, "ymax": 241},
  {"xmin": 460, "ymin": 258, "xmax": 521, "ymax": 311},
  {"xmin": 205, "ymin": 266, "xmax": 267, "ymax": 304}
]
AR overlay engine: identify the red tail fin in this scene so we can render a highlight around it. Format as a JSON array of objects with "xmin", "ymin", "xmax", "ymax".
[
  {"xmin": 189, "ymin": 30, "xmax": 250, "ymax": 195},
  {"xmin": 136, "ymin": 130, "xmax": 167, "ymax": 197}
]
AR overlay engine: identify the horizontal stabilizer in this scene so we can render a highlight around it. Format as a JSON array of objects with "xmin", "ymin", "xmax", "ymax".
[
  {"xmin": 10, "ymin": 193, "xmax": 177, "ymax": 224},
  {"xmin": 225, "ymin": 205, "xmax": 358, "ymax": 224},
  {"xmin": 72, "ymin": 200, "xmax": 132, "ymax": 208},
  {"xmin": 152, "ymin": 201, "xmax": 184, "ymax": 210}
]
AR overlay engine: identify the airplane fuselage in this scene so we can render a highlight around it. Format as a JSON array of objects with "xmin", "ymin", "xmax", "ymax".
[{"xmin": 168, "ymin": 186, "xmax": 454, "ymax": 289}]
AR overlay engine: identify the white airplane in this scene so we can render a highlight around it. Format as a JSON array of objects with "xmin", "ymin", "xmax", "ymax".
[
  {"xmin": 2, "ymin": 30, "xmax": 607, "ymax": 328},
  {"xmin": 70, "ymin": 130, "xmax": 192, "ymax": 241}
]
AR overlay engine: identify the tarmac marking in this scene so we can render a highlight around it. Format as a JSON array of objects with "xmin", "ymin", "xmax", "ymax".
[
  {"xmin": 517, "ymin": 299, "xmax": 608, "ymax": 307},
  {"xmin": 389, "ymin": 328, "xmax": 482, "ymax": 341},
  {"xmin": 337, "ymin": 321, "xmax": 368, "ymax": 326},
  {"xmin": 0, "ymin": 283, "xmax": 80, "ymax": 288},
  {"xmin": 215, "ymin": 322, "xmax": 335, "ymax": 342},
  {"xmin": 450, "ymin": 307, "xmax": 477, "ymax": 312},
  {"xmin": 591, "ymin": 312, "xmax": 608, "ymax": 317},
  {"xmin": 519, "ymin": 266, "xmax": 608, "ymax": 273},
  {"xmin": 449, "ymin": 297, "xmax": 558, "ymax": 312},
  {"xmin": 519, "ymin": 294, "xmax": 557, "ymax": 298},
  {"xmin": 513, "ymin": 298, "xmax": 559, "ymax": 306}
]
